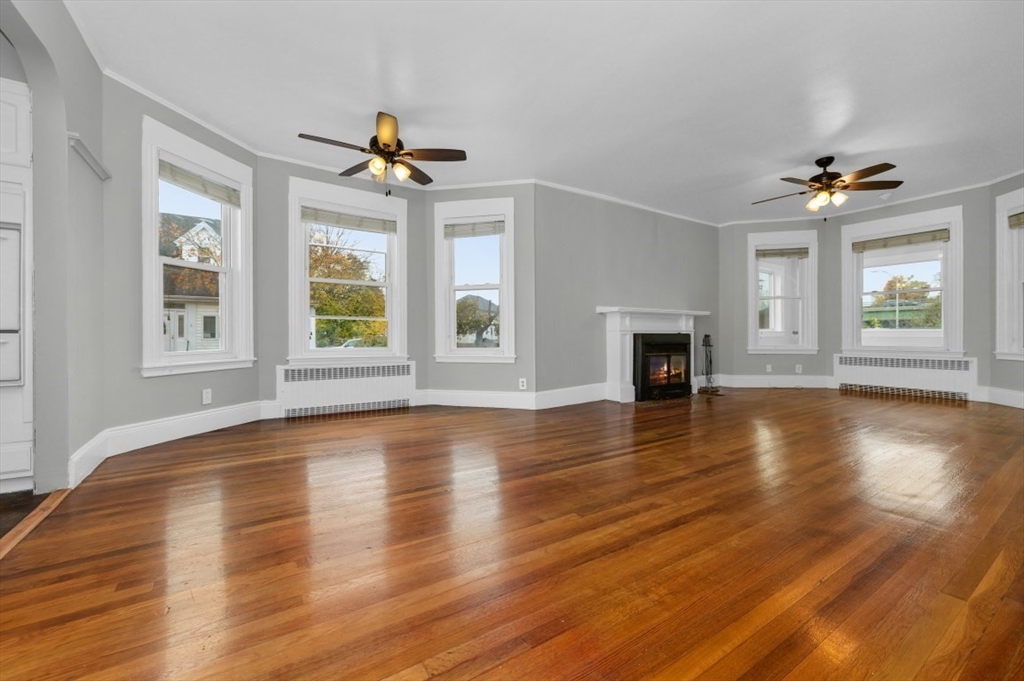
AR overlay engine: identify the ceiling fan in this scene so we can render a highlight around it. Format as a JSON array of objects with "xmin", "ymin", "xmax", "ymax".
[
  {"xmin": 299, "ymin": 112, "xmax": 466, "ymax": 186},
  {"xmin": 753, "ymin": 156, "xmax": 904, "ymax": 211}
]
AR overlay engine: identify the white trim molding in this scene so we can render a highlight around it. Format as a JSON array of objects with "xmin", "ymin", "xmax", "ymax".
[
  {"xmin": 140, "ymin": 116, "xmax": 255, "ymax": 377},
  {"xmin": 994, "ymin": 187, "xmax": 1024, "ymax": 361},
  {"xmin": 841, "ymin": 205, "xmax": 963, "ymax": 356},
  {"xmin": 746, "ymin": 230, "xmax": 819, "ymax": 355},
  {"xmin": 974, "ymin": 386, "xmax": 1024, "ymax": 410},
  {"xmin": 287, "ymin": 178, "xmax": 408, "ymax": 365},
  {"xmin": 433, "ymin": 197, "xmax": 516, "ymax": 364},
  {"xmin": 67, "ymin": 132, "xmax": 111, "ymax": 181},
  {"xmin": 68, "ymin": 401, "xmax": 263, "ymax": 488}
]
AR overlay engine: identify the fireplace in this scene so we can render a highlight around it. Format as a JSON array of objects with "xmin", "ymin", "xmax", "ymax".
[{"xmin": 634, "ymin": 333, "xmax": 691, "ymax": 401}]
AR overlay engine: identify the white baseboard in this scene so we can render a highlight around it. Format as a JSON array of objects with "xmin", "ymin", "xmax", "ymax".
[
  {"xmin": 974, "ymin": 386, "xmax": 1024, "ymax": 410},
  {"xmin": 717, "ymin": 374, "xmax": 833, "ymax": 389},
  {"xmin": 0, "ymin": 476, "xmax": 33, "ymax": 494},
  {"xmin": 260, "ymin": 400, "xmax": 283, "ymax": 420},
  {"xmin": 68, "ymin": 401, "xmax": 263, "ymax": 488},
  {"xmin": 413, "ymin": 383, "xmax": 608, "ymax": 411}
]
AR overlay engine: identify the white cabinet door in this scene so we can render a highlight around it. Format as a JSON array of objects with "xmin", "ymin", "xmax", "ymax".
[
  {"xmin": 0, "ymin": 227, "xmax": 21, "ymax": 331},
  {"xmin": 0, "ymin": 79, "xmax": 31, "ymax": 168}
]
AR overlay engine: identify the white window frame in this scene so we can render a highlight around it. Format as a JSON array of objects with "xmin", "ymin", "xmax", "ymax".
[
  {"xmin": 434, "ymin": 197, "xmax": 515, "ymax": 363},
  {"xmin": 287, "ymin": 177, "xmax": 407, "ymax": 365},
  {"xmin": 746, "ymin": 230, "xmax": 818, "ymax": 355},
  {"xmin": 841, "ymin": 205, "xmax": 963, "ymax": 357},
  {"xmin": 141, "ymin": 116, "xmax": 254, "ymax": 377},
  {"xmin": 995, "ymin": 187, "xmax": 1024, "ymax": 361}
]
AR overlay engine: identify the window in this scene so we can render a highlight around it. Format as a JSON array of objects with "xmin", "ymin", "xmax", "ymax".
[
  {"xmin": 141, "ymin": 117, "xmax": 253, "ymax": 376},
  {"xmin": 995, "ymin": 188, "xmax": 1024, "ymax": 360},
  {"xmin": 841, "ymin": 206, "xmax": 963, "ymax": 355},
  {"xmin": 434, "ymin": 198, "xmax": 515, "ymax": 363},
  {"xmin": 747, "ymin": 231, "xmax": 818, "ymax": 354},
  {"xmin": 288, "ymin": 178, "xmax": 407, "ymax": 364}
]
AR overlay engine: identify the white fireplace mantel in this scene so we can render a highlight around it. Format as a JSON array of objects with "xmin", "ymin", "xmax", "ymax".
[{"xmin": 597, "ymin": 306, "xmax": 710, "ymax": 403}]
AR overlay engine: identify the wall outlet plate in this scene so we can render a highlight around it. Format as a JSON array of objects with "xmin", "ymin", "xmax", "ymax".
[
  {"xmin": 766, "ymin": 364, "xmax": 772, "ymax": 373},
  {"xmin": 518, "ymin": 378, "xmax": 527, "ymax": 390},
  {"xmin": 202, "ymin": 388, "xmax": 212, "ymax": 405},
  {"xmin": 796, "ymin": 364, "xmax": 802, "ymax": 374}
]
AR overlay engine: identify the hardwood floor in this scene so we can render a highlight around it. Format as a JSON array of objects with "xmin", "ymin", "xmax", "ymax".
[{"xmin": 1, "ymin": 390, "xmax": 1021, "ymax": 680}]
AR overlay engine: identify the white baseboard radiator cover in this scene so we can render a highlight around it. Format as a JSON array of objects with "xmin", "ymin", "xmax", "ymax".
[
  {"xmin": 834, "ymin": 355, "xmax": 976, "ymax": 401},
  {"xmin": 277, "ymin": 363, "xmax": 414, "ymax": 417}
]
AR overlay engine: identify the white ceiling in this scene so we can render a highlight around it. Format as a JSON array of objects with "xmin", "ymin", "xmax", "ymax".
[{"xmin": 64, "ymin": 0, "xmax": 1024, "ymax": 226}]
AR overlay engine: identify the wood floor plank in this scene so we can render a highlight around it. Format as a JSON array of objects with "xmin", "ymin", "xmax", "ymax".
[{"xmin": 0, "ymin": 391, "xmax": 1020, "ymax": 680}]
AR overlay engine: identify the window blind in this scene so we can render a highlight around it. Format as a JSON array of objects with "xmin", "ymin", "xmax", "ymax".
[
  {"xmin": 852, "ymin": 228, "xmax": 950, "ymax": 253},
  {"xmin": 1009, "ymin": 211, "xmax": 1024, "ymax": 230},
  {"xmin": 159, "ymin": 160, "xmax": 240, "ymax": 207},
  {"xmin": 301, "ymin": 206, "xmax": 396, "ymax": 234},
  {"xmin": 756, "ymin": 247, "xmax": 809, "ymax": 259},
  {"xmin": 444, "ymin": 220, "xmax": 505, "ymax": 239}
]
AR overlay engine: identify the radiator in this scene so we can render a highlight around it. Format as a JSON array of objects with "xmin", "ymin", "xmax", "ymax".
[
  {"xmin": 834, "ymin": 355, "xmax": 975, "ymax": 401},
  {"xmin": 277, "ymin": 362, "xmax": 414, "ymax": 417}
]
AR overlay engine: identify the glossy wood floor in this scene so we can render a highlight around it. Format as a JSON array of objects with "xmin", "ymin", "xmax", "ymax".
[{"xmin": 2, "ymin": 390, "xmax": 1022, "ymax": 680}]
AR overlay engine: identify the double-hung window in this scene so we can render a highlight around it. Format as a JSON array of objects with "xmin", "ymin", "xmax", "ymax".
[
  {"xmin": 141, "ymin": 117, "xmax": 254, "ymax": 376},
  {"xmin": 841, "ymin": 206, "xmax": 963, "ymax": 354},
  {"xmin": 747, "ymin": 230, "xmax": 818, "ymax": 354},
  {"xmin": 434, "ymin": 198, "xmax": 515, "ymax": 363},
  {"xmin": 288, "ymin": 178, "xmax": 407, "ymax": 363},
  {"xmin": 995, "ymin": 188, "xmax": 1024, "ymax": 360}
]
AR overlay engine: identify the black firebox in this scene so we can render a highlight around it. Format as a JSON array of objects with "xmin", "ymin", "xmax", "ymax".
[{"xmin": 634, "ymin": 333, "xmax": 691, "ymax": 401}]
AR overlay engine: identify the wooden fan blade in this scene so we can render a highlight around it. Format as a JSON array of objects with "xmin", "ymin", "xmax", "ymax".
[
  {"xmin": 339, "ymin": 160, "xmax": 372, "ymax": 177},
  {"xmin": 298, "ymin": 133, "xmax": 371, "ymax": 154},
  {"xmin": 376, "ymin": 112, "xmax": 399, "ymax": 150},
  {"xmin": 837, "ymin": 163, "xmax": 895, "ymax": 185},
  {"xmin": 399, "ymin": 160, "xmax": 433, "ymax": 185},
  {"xmin": 752, "ymin": 190, "xmax": 812, "ymax": 205},
  {"xmin": 398, "ymin": 148, "xmax": 467, "ymax": 162},
  {"xmin": 842, "ymin": 180, "xmax": 904, "ymax": 191},
  {"xmin": 781, "ymin": 177, "xmax": 819, "ymax": 188}
]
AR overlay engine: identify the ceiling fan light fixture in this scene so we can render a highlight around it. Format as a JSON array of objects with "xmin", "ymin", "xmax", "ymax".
[
  {"xmin": 830, "ymin": 191, "xmax": 849, "ymax": 207},
  {"xmin": 368, "ymin": 156, "xmax": 387, "ymax": 176},
  {"xmin": 392, "ymin": 161, "xmax": 412, "ymax": 182},
  {"xmin": 812, "ymin": 190, "xmax": 831, "ymax": 208},
  {"xmin": 805, "ymin": 196, "xmax": 822, "ymax": 212}
]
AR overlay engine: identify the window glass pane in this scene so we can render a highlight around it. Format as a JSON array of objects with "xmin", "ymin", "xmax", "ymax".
[
  {"xmin": 758, "ymin": 298, "xmax": 802, "ymax": 344},
  {"xmin": 163, "ymin": 264, "xmax": 221, "ymax": 352},
  {"xmin": 159, "ymin": 180, "xmax": 225, "ymax": 265},
  {"xmin": 310, "ymin": 282, "xmax": 386, "ymax": 319},
  {"xmin": 202, "ymin": 316, "xmax": 217, "ymax": 339},
  {"xmin": 758, "ymin": 299, "xmax": 771, "ymax": 330},
  {"xmin": 313, "ymin": 319, "xmax": 388, "ymax": 349},
  {"xmin": 862, "ymin": 291, "xmax": 941, "ymax": 329},
  {"xmin": 862, "ymin": 260, "xmax": 941, "ymax": 294},
  {"xmin": 308, "ymin": 224, "xmax": 387, "ymax": 282},
  {"xmin": 454, "ymin": 234, "xmax": 500, "ymax": 286},
  {"xmin": 455, "ymin": 290, "xmax": 500, "ymax": 348},
  {"xmin": 758, "ymin": 272, "xmax": 771, "ymax": 297}
]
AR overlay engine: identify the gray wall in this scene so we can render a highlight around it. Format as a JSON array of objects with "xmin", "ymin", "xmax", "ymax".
[
  {"xmin": 533, "ymin": 185, "xmax": 719, "ymax": 392},
  {"xmin": 717, "ymin": 174, "xmax": 1024, "ymax": 392},
  {"xmin": 423, "ymin": 184, "xmax": 537, "ymax": 393},
  {"xmin": 3, "ymin": 0, "xmax": 104, "ymax": 491},
  {"xmin": 101, "ymin": 76, "xmax": 260, "ymax": 427},
  {"xmin": 0, "ymin": 32, "xmax": 26, "ymax": 82},
  {"xmin": 253, "ymin": 157, "xmax": 426, "ymax": 399}
]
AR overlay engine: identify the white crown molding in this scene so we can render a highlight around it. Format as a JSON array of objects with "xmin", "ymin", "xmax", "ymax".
[{"xmin": 98, "ymin": 68, "xmax": 1024, "ymax": 230}]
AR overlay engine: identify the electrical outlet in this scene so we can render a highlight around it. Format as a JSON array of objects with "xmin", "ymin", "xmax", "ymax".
[
  {"xmin": 766, "ymin": 364, "xmax": 772, "ymax": 374},
  {"xmin": 518, "ymin": 378, "xmax": 527, "ymax": 390},
  {"xmin": 796, "ymin": 364, "xmax": 803, "ymax": 374},
  {"xmin": 202, "ymin": 388, "xmax": 212, "ymax": 405}
]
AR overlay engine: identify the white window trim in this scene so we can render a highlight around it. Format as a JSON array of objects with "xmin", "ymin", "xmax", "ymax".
[
  {"xmin": 141, "ymin": 116, "xmax": 254, "ymax": 377},
  {"xmin": 287, "ymin": 177, "xmax": 407, "ymax": 366},
  {"xmin": 841, "ymin": 205, "xmax": 963, "ymax": 357},
  {"xmin": 434, "ymin": 197, "xmax": 516, "ymax": 364},
  {"xmin": 747, "ymin": 230, "xmax": 818, "ymax": 355},
  {"xmin": 995, "ymin": 187, "xmax": 1024, "ymax": 361}
]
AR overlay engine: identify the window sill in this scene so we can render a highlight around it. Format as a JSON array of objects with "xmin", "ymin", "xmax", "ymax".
[
  {"xmin": 994, "ymin": 351, "xmax": 1024, "ymax": 362},
  {"xmin": 142, "ymin": 357, "xmax": 255, "ymax": 377},
  {"xmin": 747, "ymin": 347, "xmax": 819, "ymax": 355},
  {"xmin": 286, "ymin": 353, "xmax": 409, "ymax": 367},
  {"xmin": 434, "ymin": 354, "xmax": 516, "ymax": 364}
]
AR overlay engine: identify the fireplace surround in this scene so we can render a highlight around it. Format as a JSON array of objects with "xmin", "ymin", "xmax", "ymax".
[{"xmin": 597, "ymin": 306, "xmax": 710, "ymax": 403}]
